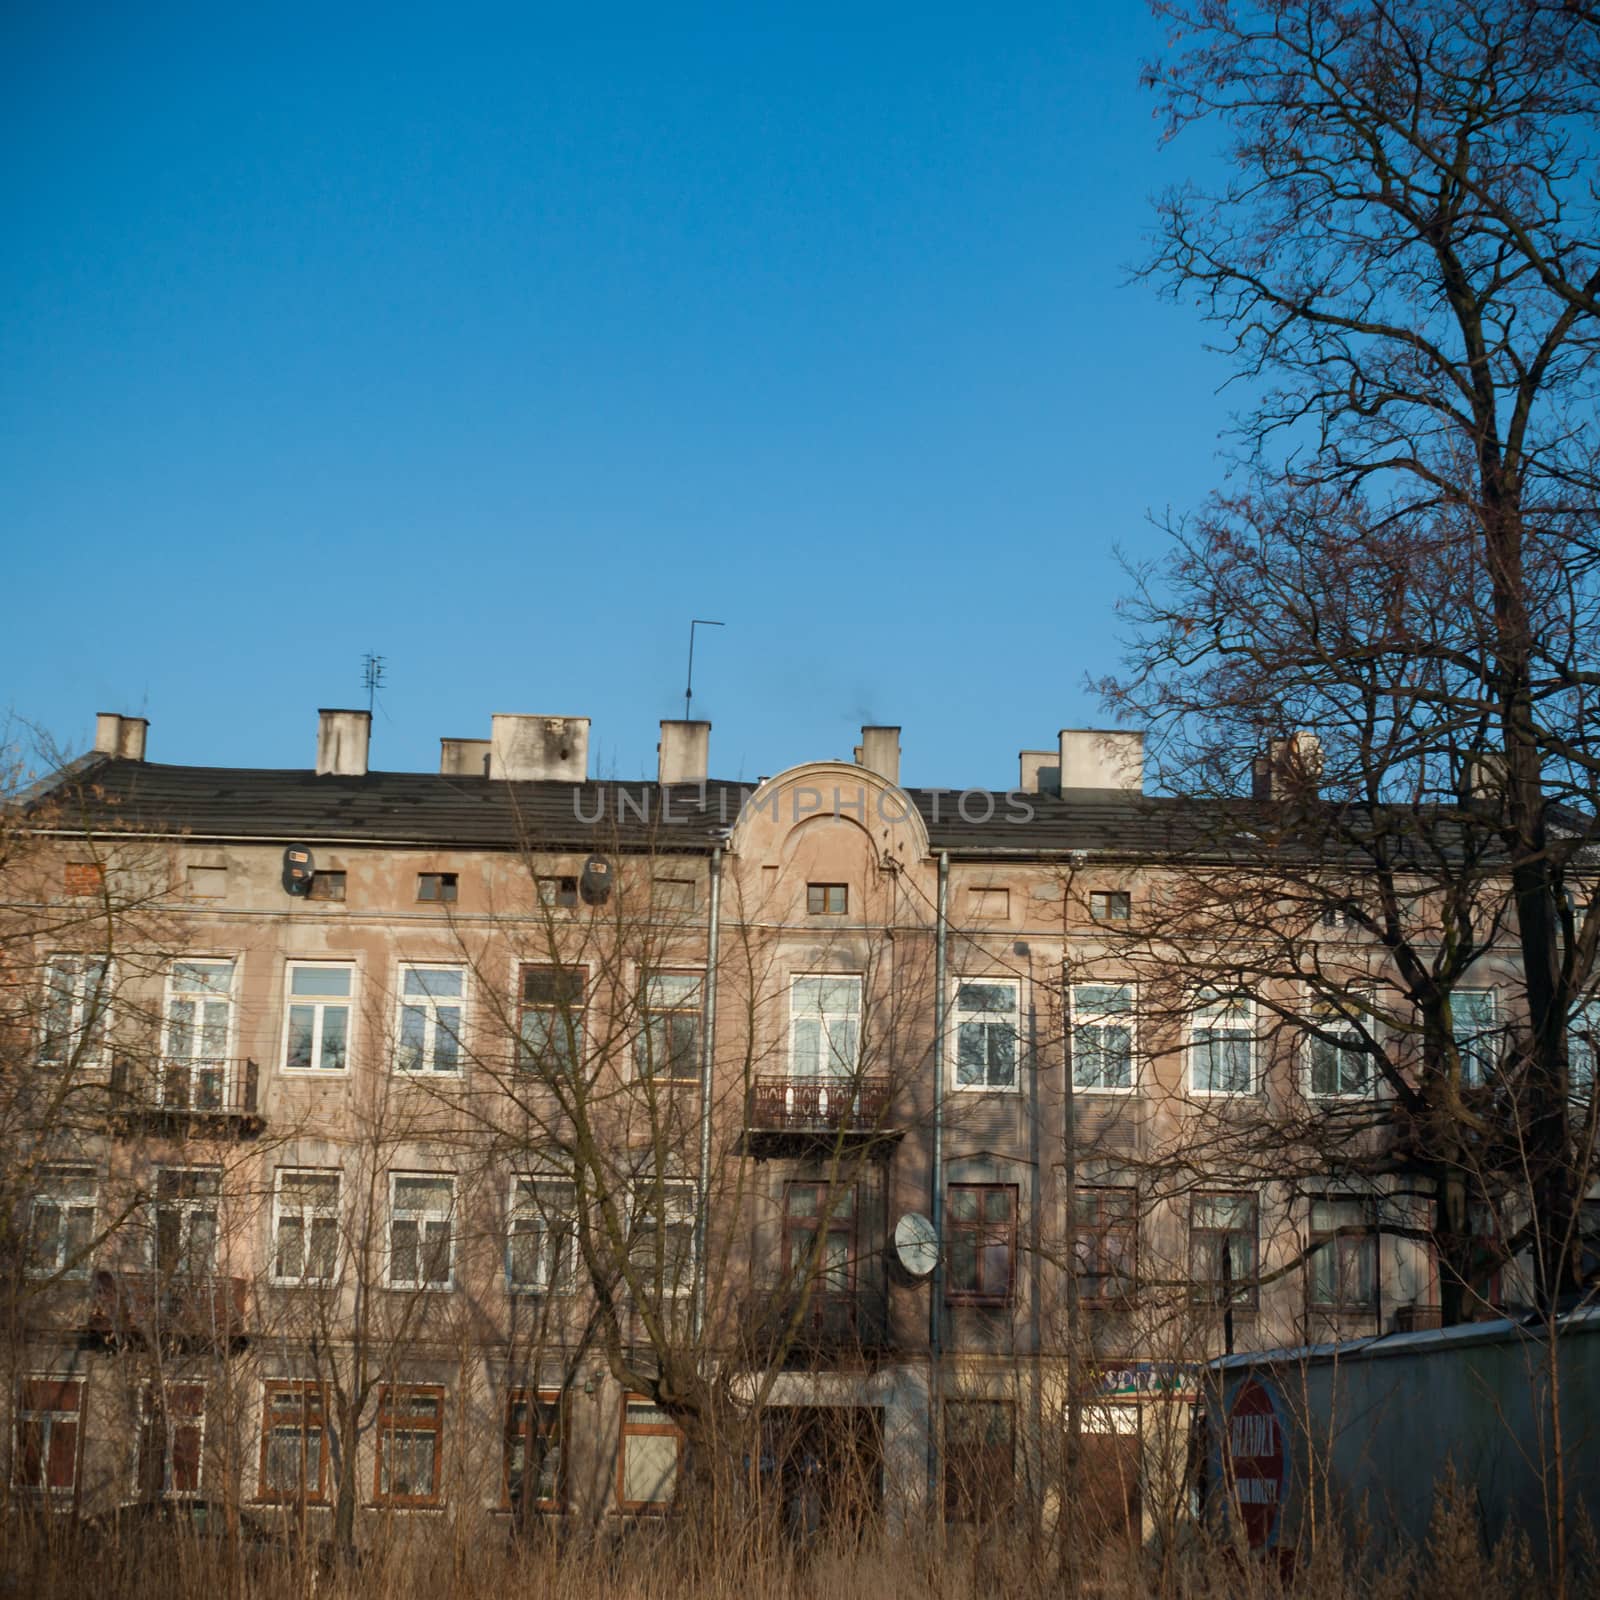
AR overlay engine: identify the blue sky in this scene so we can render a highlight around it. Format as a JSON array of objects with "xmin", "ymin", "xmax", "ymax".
[{"xmin": 3, "ymin": 2, "xmax": 1235, "ymax": 788}]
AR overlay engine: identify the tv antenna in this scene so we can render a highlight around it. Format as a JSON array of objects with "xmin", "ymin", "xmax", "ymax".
[
  {"xmin": 362, "ymin": 652, "xmax": 386, "ymax": 714},
  {"xmin": 684, "ymin": 620, "xmax": 724, "ymax": 720}
]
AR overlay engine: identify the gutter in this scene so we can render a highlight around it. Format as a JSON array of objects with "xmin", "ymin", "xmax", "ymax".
[
  {"xmin": 692, "ymin": 841, "xmax": 724, "ymax": 1342},
  {"xmin": 928, "ymin": 849, "xmax": 949, "ymax": 1515}
]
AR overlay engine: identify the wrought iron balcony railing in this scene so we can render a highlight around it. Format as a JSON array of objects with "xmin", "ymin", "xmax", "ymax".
[
  {"xmin": 87, "ymin": 1269, "xmax": 250, "ymax": 1349},
  {"xmin": 745, "ymin": 1074, "xmax": 894, "ymax": 1134},
  {"xmin": 109, "ymin": 1058, "xmax": 263, "ymax": 1136}
]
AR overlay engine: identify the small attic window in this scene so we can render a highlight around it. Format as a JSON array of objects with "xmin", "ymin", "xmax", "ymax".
[
  {"xmin": 807, "ymin": 884, "xmax": 848, "ymax": 915},
  {"xmin": 1090, "ymin": 890, "xmax": 1131, "ymax": 924},
  {"xmin": 537, "ymin": 876, "xmax": 578, "ymax": 909},
  {"xmin": 417, "ymin": 872, "xmax": 458, "ymax": 904},
  {"xmin": 309, "ymin": 871, "xmax": 347, "ymax": 902}
]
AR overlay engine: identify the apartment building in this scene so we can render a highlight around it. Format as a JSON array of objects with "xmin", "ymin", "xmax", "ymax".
[{"xmin": 5, "ymin": 707, "xmax": 1552, "ymax": 1543}]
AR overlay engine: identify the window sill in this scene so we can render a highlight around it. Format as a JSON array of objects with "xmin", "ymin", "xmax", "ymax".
[
  {"xmin": 949, "ymin": 1083, "xmax": 1022, "ymax": 1095},
  {"xmin": 945, "ymin": 1296, "xmax": 1015, "ymax": 1310},
  {"xmin": 369, "ymin": 1501, "xmax": 446, "ymax": 1513}
]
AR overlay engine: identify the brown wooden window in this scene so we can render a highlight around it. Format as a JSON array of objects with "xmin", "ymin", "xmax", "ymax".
[
  {"xmin": 1073, "ymin": 1188, "xmax": 1137, "ymax": 1305},
  {"xmin": 375, "ymin": 1385, "xmax": 444, "ymax": 1506},
  {"xmin": 536, "ymin": 876, "xmax": 577, "ymax": 908},
  {"xmin": 782, "ymin": 1183, "xmax": 856, "ymax": 1328},
  {"xmin": 416, "ymin": 872, "xmax": 458, "ymax": 903},
  {"xmin": 1189, "ymin": 1193, "xmax": 1257, "ymax": 1307},
  {"xmin": 308, "ymin": 871, "xmax": 346, "ymax": 902},
  {"xmin": 12, "ymin": 1377, "xmax": 83, "ymax": 1495},
  {"xmin": 944, "ymin": 1399, "xmax": 1013, "ymax": 1522},
  {"xmin": 258, "ymin": 1382, "xmax": 329, "ymax": 1504},
  {"xmin": 504, "ymin": 1390, "xmax": 563, "ymax": 1512},
  {"xmin": 636, "ymin": 971, "xmax": 702, "ymax": 1081},
  {"xmin": 519, "ymin": 966, "xmax": 585, "ymax": 1073},
  {"xmin": 945, "ymin": 1185, "xmax": 1017, "ymax": 1305},
  {"xmin": 1090, "ymin": 890, "xmax": 1131, "ymax": 923},
  {"xmin": 136, "ymin": 1383, "xmax": 206, "ymax": 1498},
  {"xmin": 807, "ymin": 883, "xmax": 848, "ymax": 915},
  {"xmin": 63, "ymin": 862, "xmax": 104, "ymax": 897},
  {"xmin": 617, "ymin": 1396, "xmax": 682, "ymax": 1512}
]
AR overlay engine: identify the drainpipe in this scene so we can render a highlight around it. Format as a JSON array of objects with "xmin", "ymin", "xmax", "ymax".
[
  {"xmin": 692, "ymin": 843, "xmax": 724, "ymax": 1343},
  {"xmin": 928, "ymin": 851, "xmax": 949, "ymax": 1518}
]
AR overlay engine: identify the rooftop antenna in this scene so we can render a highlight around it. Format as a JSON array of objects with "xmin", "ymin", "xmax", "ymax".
[
  {"xmin": 362, "ymin": 652, "xmax": 386, "ymax": 715},
  {"xmin": 685, "ymin": 620, "xmax": 724, "ymax": 720}
]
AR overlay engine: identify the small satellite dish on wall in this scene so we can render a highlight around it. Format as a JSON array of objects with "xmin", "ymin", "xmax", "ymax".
[
  {"xmin": 580, "ymin": 854, "xmax": 613, "ymax": 905},
  {"xmin": 282, "ymin": 845, "xmax": 314, "ymax": 896},
  {"xmin": 894, "ymin": 1212, "xmax": 939, "ymax": 1279}
]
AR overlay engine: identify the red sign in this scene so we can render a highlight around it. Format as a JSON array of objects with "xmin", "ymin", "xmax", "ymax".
[{"xmin": 1226, "ymin": 1378, "xmax": 1287, "ymax": 1548}]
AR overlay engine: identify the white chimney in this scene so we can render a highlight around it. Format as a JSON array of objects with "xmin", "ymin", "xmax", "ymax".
[
  {"xmin": 1019, "ymin": 750, "xmax": 1060, "ymax": 794},
  {"xmin": 658, "ymin": 720, "xmax": 710, "ymax": 784},
  {"xmin": 852, "ymin": 726, "xmax": 901, "ymax": 786},
  {"xmin": 490, "ymin": 714, "xmax": 590, "ymax": 782},
  {"xmin": 1058, "ymin": 729, "xmax": 1144, "ymax": 793},
  {"xmin": 94, "ymin": 712, "xmax": 148, "ymax": 762},
  {"xmin": 439, "ymin": 737, "xmax": 491, "ymax": 777},
  {"xmin": 1253, "ymin": 731, "xmax": 1324, "ymax": 800},
  {"xmin": 316, "ymin": 709, "xmax": 371, "ymax": 777}
]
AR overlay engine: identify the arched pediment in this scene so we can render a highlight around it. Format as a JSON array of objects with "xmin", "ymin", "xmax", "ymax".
[{"xmin": 726, "ymin": 761, "xmax": 930, "ymax": 866}]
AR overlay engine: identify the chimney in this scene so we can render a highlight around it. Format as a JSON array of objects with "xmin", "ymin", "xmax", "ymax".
[
  {"xmin": 94, "ymin": 712, "xmax": 148, "ymax": 762},
  {"xmin": 1019, "ymin": 750, "xmax": 1060, "ymax": 795},
  {"xmin": 439, "ymin": 738, "xmax": 492, "ymax": 778},
  {"xmin": 1252, "ymin": 731, "xmax": 1323, "ymax": 800},
  {"xmin": 490, "ymin": 714, "xmax": 590, "ymax": 782},
  {"xmin": 658, "ymin": 720, "xmax": 710, "ymax": 784},
  {"xmin": 316, "ymin": 709, "xmax": 371, "ymax": 777},
  {"xmin": 1058, "ymin": 729, "xmax": 1144, "ymax": 793},
  {"xmin": 853, "ymin": 725, "xmax": 901, "ymax": 786}
]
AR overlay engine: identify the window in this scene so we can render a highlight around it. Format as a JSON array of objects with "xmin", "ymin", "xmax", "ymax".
[
  {"xmin": 12, "ymin": 1377, "xmax": 83, "ymax": 1495},
  {"xmin": 1189, "ymin": 995, "xmax": 1255, "ymax": 1095},
  {"xmin": 375, "ymin": 1386, "xmax": 444, "ymax": 1506},
  {"xmin": 1452, "ymin": 989, "xmax": 1498, "ymax": 1086},
  {"xmin": 536, "ymin": 876, "xmax": 577, "ymax": 908},
  {"xmin": 1073, "ymin": 1188, "xmax": 1137, "ymax": 1305},
  {"xmin": 396, "ymin": 965, "xmax": 465, "ymax": 1075},
  {"xmin": 186, "ymin": 866, "xmax": 227, "ymax": 899},
  {"xmin": 637, "ymin": 971, "xmax": 702, "ymax": 1081},
  {"xmin": 1306, "ymin": 996, "xmax": 1371, "ymax": 1098},
  {"xmin": 967, "ymin": 886, "xmax": 1010, "ymax": 920},
  {"xmin": 416, "ymin": 872, "xmax": 458, "ymax": 903},
  {"xmin": 63, "ymin": 862, "xmax": 104, "ymax": 897},
  {"xmin": 944, "ymin": 1400, "xmax": 1014, "ymax": 1523},
  {"xmin": 507, "ymin": 1176, "xmax": 577, "ymax": 1294},
  {"xmin": 40, "ymin": 955, "xmax": 111, "ymax": 1066},
  {"xmin": 1090, "ymin": 890, "xmax": 1131, "ymax": 924},
  {"xmin": 162, "ymin": 960, "xmax": 236, "ymax": 1108},
  {"xmin": 782, "ymin": 1183, "xmax": 856, "ymax": 1318},
  {"xmin": 388, "ymin": 1174, "xmax": 454, "ymax": 1290},
  {"xmin": 308, "ymin": 870, "xmax": 346, "ymax": 902},
  {"xmin": 1320, "ymin": 905, "xmax": 1353, "ymax": 930},
  {"xmin": 1465, "ymin": 1199, "xmax": 1504, "ymax": 1309},
  {"xmin": 28, "ymin": 1167, "xmax": 97, "ymax": 1279},
  {"xmin": 519, "ymin": 966, "xmax": 585, "ymax": 1074},
  {"xmin": 946, "ymin": 1184, "xmax": 1017, "ymax": 1305},
  {"xmin": 136, "ymin": 1383, "xmax": 206, "ymax": 1498},
  {"xmin": 151, "ymin": 1167, "xmax": 220, "ymax": 1278},
  {"xmin": 258, "ymin": 1382, "xmax": 328, "ymax": 1504},
  {"xmin": 807, "ymin": 883, "xmax": 848, "ymax": 915},
  {"xmin": 790, "ymin": 976, "xmax": 861, "ymax": 1078},
  {"xmin": 627, "ymin": 1178, "xmax": 696, "ymax": 1297},
  {"xmin": 1072, "ymin": 983, "xmax": 1134, "ymax": 1091},
  {"xmin": 954, "ymin": 979, "xmax": 1019, "ymax": 1090},
  {"xmin": 283, "ymin": 963, "xmax": 353, "ymax": 1073},
  {"xmin": 1190, "ymin": 1193, "xmax": 1257, "ymax": 1307},
  {"xmin": 504, "ymin": 1391, "xmax": 562, "ymax": 1512},
  {"xmin": 652, "ymin": 877, "xmax": 696, "ymax": 913},
  {"xmin": 618, "ymin": 1397, "xmax": 682, "ymax": 1511},
  {"xmin": 271, "ymin": 1170, "xmax": 339, "ymax": 1285},
  {"xmin": 1571, "ymin": 1000, "xmax": 1600, "ymax": 1099},
  {"xmin": 1308, "ymin": 1198, "xmax": 1375, "ymax": 1312}
]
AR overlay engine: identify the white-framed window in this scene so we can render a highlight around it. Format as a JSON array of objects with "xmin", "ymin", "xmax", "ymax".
[
  {"xmin": 161, "ymin": 959, "xmax": 237, "ymax": 1107},
  {"xmin": 12, "ymin": 1376, "xmax": 84, "ymax": 1496},
  {"xmin": 283, "ymin": 962, "xmax": 353, "ymax": 1073},
  {"xmin": 150, "ymin": 1167, "xmax": 220, "ymax": 1278},
  {"xmin": 1189, "ymin": 995, "xmax": 1256, "ymax": 1095},
  {"xmin": 954, "ymin": 978, "xmax": 1020, "ymax": 1090},
  {"xmin": 387, "ymin": 1173, "xmax": 455, "ymax": 1290},
  {"xmin": 1570, "ymin": 998, "xmax": 1600, "ymax": 1098},
  {"xmin": 637, "ymin": 970, "xmax": 702, "ymax": 1081},
  {"xmin": 626, "ymin": 1175, "xmax": 696, "ymax": 1298},
  {"xmin": 395, "ymin": 964, "xmax": 466, "ymax": 1075},
  {"xmin": 271, "ymin": 1170, "xmax": 340, "ymax": 1285},
  {"xmin": 1305, "ymin": 991, "xmax": 1374, "ymax": 1098},
  {"xmin": 1451, "ymin": 989, "xmax": 1498, "ymax": 1086},
  {"xmin": 790, "ymin": 975, "xmax": 861, "ymax": 1079},
  {"xmin": 507, "ymin": 1175, "xmax": 578, "ymax": 1294},
  {"xmin": 1071, "ymin": 983, "xmax": 1134, "ymax": 1091},
  {"xmin": 40, "ymin": 955, "xmax": 111, "ymax": 1067},
  {"xmin": 28, "ymin": 1167, "xmax": 97, "ymax": 1279}
]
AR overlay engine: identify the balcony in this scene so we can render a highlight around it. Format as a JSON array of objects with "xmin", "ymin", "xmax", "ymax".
[
  {"xmin": 744, "ymin": 1075, "xmax": 900, "ymax": 1158},
  {"xmin": 743, "ymin": 1284, "xmax": 893, "ymax": 1367},
  {"xmin": 86, "ymin": 1270, "xmax": 250, "ymax": 1350},
  {"xmin": 109, "ymin": 1058, "xmax": 263, "ymax": 1139}
]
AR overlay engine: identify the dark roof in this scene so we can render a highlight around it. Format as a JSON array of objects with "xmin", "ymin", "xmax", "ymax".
[{"xmin": 20, "ymin": 756, "xmax": 1197, "ymax": 859}]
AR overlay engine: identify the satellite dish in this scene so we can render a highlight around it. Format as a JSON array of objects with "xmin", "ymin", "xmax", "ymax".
[
  {"xmin": 282, "ymin": 845, "xmax": 314, "ymax": 896},
  {"xmin": 894, "ymin": 1212, "xmax": 939, "ymax": 1279},
  {"xmin": 580, "ymin": 854, "xmax": 613, "ymax": 905}
]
